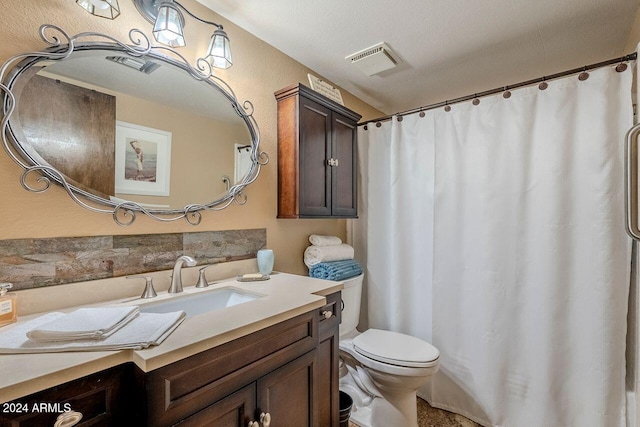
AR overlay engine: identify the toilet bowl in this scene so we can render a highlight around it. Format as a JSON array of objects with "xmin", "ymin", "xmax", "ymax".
[{"xmin": 338, "ymin": 274, "xmax": 439, "ymax": 427}]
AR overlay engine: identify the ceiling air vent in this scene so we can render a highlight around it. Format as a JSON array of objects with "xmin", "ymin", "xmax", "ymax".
[
  {"xmin": 105, "ymin": 56, "xmax": 160, "ymax": 74},
  {"xmin": 345, "ymin": 42, "xmax": 400, "ymax": 76}
]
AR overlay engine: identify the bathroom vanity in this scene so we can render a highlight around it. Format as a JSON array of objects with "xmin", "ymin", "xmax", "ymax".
[
  {"xmin": 0, "ymin": 273, "xmax": 342, "ymax": 427},
  {"xmin": 0, "ymin": 23, "xmax": 346, "ymax": 426}
]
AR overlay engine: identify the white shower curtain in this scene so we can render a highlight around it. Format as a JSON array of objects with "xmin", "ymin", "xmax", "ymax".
[
  {"xmin": 355, "ymin": 66, "xmax": 633, "ymax": 426},
  {"xmin": 353, "ymin": 113, "xmax": 436, "ymax": 341}
]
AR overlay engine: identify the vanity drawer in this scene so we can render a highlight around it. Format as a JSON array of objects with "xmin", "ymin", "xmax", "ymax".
[
  {"xmin": 146, "ymin": 310, "xmax": 318, "ymax": 426},
  {"xmin": 319, "ymin": 291, "xmax": 342, "ymax": 337},
  {"xmin": 0, "ymin": 364, "xmax": 137, "ymax": 427}
]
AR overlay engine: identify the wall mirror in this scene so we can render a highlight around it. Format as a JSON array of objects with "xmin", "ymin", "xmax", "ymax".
[{"xmin": 0, "ymin": 25, "xmax": 267, "ymax": 225}]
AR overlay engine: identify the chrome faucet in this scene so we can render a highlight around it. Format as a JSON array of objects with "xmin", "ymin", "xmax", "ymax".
[{"xmin": 169, "ymin": 255, "xmax": 197, "ymax": 294}]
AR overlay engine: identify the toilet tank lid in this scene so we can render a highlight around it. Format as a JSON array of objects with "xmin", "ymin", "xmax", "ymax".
[{"xmin": 353, "ymin": 329, "xmax": 440, "ymax": 368}]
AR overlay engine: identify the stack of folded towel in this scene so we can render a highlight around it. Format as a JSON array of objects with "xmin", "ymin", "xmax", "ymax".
[
  {"xmin": 304, "ymin": 234, "xmax": 362, "ymax": 281},
  {"xmin": 0, "ymin": 306, "xmax": 185, "ymax": 353}
]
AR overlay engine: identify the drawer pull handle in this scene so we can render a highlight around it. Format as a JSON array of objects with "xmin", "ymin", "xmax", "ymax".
[
  {"xmin": 260, "ymin": 412, "xmax": 272, "ymax": 427},
  {"xmin": 54, "ymin": 411, "xmax": 83, "ymax": 427},
  {"xmin": 321, "ymin": 310, "xmax": 333, "ymax": 320},
  {"xmin": 327, "ymin": 158, "xmax": 339, "ymax": 167}
]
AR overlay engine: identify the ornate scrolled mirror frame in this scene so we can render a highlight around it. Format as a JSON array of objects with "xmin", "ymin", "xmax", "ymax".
[{"xmin": 0, "ymin": 25, "xmax": 268, "ymax": 226}]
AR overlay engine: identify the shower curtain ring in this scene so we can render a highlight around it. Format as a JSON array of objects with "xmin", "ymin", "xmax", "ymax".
[
  {"xmin": 616, "ymin": 60, "xmax": 628, "ymax": 72},
  {"xmin": 578, "ymin": 66, "xmax": 589, "ymax": 81},
  {"xmin": 444, "ymin": 101, "xmax": 451, "ymax": 112},
  {"xmin": 503, "ymin": 86, "xmax": 512, "ymax": 99},
  {"xmin": 539, "ymin": 77, "xmax": 548, "ymax": 90},
  {"xmin": 472, "ymin": 94, "xmax": 480, "ymax": 105}
]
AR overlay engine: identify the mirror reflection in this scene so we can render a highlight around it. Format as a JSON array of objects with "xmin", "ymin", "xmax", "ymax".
[{"xmin": 9, "ymin": 48, "xmax": 253, "ymax": 210}]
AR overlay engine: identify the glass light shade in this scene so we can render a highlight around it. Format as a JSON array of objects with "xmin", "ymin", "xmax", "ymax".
[
  {"xmin": 76, "ymin": 0, "xmax": 120, "ymax": 19},
  {"xmin": 205, "ymin": 29, "xmax": 233, "ymax": 69},
  {"xmin": 153, "ymin": 2, "xmax": 186, "ymax": 47}
]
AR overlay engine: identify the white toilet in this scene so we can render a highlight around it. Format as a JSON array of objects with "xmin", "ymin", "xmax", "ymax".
[{"xmin": 339, "ymin": 274, "xmax": 440, "ymax": 427}]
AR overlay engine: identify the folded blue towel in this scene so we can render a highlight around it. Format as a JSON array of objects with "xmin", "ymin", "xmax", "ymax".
[{"xmin": 309, "ymin": 260, "xmax": 363, "ymax": 281}]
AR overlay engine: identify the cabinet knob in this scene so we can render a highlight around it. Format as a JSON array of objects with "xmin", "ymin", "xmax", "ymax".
[
  {"xmin": 248, "ymin": 421, "xmax": 259, "ymax": 427},
  {"xmin": 321, "ymin": 310, "xmax": 333, "ymax": 319},
  {"xmin": 260, "ymin": 412, "xmax": 272, "ymax": 427},
  {"xmin": 327, "ymin": 158, "xmax": 339, "ymax": 167}
]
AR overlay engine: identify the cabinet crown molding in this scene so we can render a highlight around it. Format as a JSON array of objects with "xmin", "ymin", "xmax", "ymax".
[{"xmin": 274, "ymin": 83, "xmax": 362, "ymax": 123}]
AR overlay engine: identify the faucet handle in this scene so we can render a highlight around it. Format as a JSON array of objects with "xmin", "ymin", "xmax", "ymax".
[
  {"xmin": 127, "ymin": 275, "xmax": 158, "ymax": 299},
  {"xmin": 196, "ymin": 264, "xmax": 215, "ymax": 288}
]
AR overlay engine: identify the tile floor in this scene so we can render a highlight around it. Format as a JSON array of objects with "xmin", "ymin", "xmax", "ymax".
[{"xmin": 349, "ymin": 397, "xmax": 481, "ymax": 427}]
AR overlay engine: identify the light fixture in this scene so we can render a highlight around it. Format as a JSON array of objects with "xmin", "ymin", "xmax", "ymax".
[
  {"xmin": 205, "ymin": 29, "xmax": 232, "ymax": 69},
  {"xmin": 152, "ymin": 1, "xmax": 185, "ymax": 47},
  {"xmin": 76, "ymin": 0, "xmax": 120, "ymax": 19},
  {"xmin": 133, "ymin": 0, "xmax": 233, "ymax": 69}
]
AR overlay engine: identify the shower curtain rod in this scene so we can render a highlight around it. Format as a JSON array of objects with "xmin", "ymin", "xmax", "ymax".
[{"xmin": 358, "ymin": 52, "xmax": 637, "ymax": 127}]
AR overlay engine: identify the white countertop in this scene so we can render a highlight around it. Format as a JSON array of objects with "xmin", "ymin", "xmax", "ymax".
[{"xmin": 0, "ymin": 270, "xmax": 342, "ymax": 403}]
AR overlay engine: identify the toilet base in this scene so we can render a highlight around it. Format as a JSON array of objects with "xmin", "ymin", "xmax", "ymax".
[
  {"xmin": 339, "ymin": 355, "xmax": 422, "ymax": 427},
  {"xmin": 338, "ymin": 384, "xmax": 419, "ymax": 427}
]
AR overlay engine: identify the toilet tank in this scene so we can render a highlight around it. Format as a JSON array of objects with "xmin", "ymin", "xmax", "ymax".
[{"xmin": 339, "ymin": 273, "xmax": 364, "ymax": 338}]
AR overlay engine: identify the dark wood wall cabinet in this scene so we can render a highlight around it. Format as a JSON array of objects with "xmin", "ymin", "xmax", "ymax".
[
  {"xmin": 0, "ymin": 292, "xmax": 342, "ymax": 427},
  {"xmin": 275, "ymin": 84, "xmax": 362, "ymax": 219}
]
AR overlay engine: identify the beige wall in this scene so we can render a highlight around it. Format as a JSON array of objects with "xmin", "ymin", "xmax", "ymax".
[
  {"xmin": 625, "ymin": 7, "xmax": 640, "ymax": 53},
  {"xmin": 0, "ymin": 0, "xmax": 383, "ymax": 275},
  {"xmin": 113, "ymin": 94, "xmax": 247, "ymax": 208}
]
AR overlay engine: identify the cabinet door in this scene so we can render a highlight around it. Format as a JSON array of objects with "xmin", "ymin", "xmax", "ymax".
[
  {"xmin": 316, "ymin": 333, "xmax": 339, "ymax": 427},
  {"xmin": 256, "ymin": 350, "xmax": 317, "ymax": 427},
  {"xmin": 174, "ymin": 384, "xmax": 256, "ymax": 427},
  {"xmin": 331, "ymin": 113, "xmax": 358, "ymax": 217},
  {"xmin": 299, "ymin": 96, "xmax": 332, "ymax": 217}
]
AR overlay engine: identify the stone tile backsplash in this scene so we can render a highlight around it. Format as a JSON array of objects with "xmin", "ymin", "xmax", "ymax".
[{"xmin": 0, "ymin": 229, "xmax": 266, "ymax": 291}]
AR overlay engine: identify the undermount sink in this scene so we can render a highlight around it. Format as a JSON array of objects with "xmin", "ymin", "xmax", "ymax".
[{"xmin": 139, "ymin": 287, "xmax": 264, "ymax": 317}]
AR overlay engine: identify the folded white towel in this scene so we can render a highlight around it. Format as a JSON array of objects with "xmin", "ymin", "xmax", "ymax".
[
  {"xmin": 27, "ymin": 306, "xmax": 140, "ymax": 342},
  {"xmin": 304, "ymin": 244, "xmax": 354, "ymax": 267},
  {"xmin": 0, "ymin": 310, "xmax": 185, "ymax": 353},
  {"xmin": 308, "ymin": 234, "xmax": 342, "ymax": 246}
]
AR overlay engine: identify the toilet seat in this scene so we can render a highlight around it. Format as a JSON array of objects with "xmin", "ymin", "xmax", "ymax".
[{"xmin": 352, "ymin": 329, "xmax": 439, "ymax": 368}]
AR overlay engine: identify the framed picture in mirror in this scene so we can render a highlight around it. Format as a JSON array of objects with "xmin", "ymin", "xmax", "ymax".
[{"xmin": 114, "ymin": 121, "xmax": 172, "ymax": 196}]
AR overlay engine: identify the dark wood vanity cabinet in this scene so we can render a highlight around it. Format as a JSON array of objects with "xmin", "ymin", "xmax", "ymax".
[
  {"xmin": 153, "ymin": 292, "xmax": 342, "ymax": 427},
  {"xmin": 0, "ymin": 364, "xmax": 139, "ymax": 427},
  {"xmin": 1, "ymin": 292, "xmax": 342, "ymax": 427},
  {"xmin": 176, "ymin": 351, "xmax": 318, "ymax": 427},
  {"xmin": 146, "ymin": 309, "xmax": 322, "ymax": 427},
  {"xmin": 275, "ymin": 84, "xmax": 362, "ymax": 219}
]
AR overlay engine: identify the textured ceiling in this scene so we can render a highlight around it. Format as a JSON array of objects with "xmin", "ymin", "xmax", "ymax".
[{"xmin": 196, "ymin": 0, "xmax": 640, "ymax": 115}]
